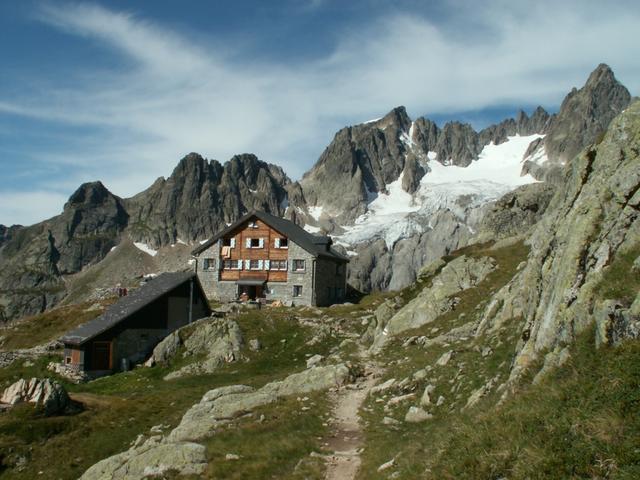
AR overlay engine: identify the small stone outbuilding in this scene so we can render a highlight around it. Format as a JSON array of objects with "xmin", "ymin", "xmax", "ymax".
[
  {"xmin": 192, "ymin": 211, "xmax": 349, "ymax": 306},
  {"xmin": 61, "ymin": 272, "xmax": 210, "ymax": 376}
]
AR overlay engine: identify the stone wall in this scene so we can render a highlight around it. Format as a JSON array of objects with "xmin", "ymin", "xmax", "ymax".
[{"xmin": 314, "ymin": 257, "xmax": 348, "ymax": 306}]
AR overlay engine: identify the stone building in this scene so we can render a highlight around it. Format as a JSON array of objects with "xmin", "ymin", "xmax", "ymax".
[
  {"xmin": 192, "ymin": 211, "xmax": 349, "ymax": 306},
  {"xmin": 61, "ymin": 272, "xmax": 209, "ymax": 376}
]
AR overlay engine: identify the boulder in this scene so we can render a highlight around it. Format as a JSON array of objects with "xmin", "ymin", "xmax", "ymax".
[
  {"xmin": 0, "ymin": 378, "xmax": 70, "ymax": 415},
  {"xmin": 404, "ymin": 406, "xmax": 433, "ymax": 423},
  {"xmin": 80, "ymin": 441, "xmax": 207, "ymax": 480},
  {"xmin": 420, "ymin": 384, "xmax": 436, "ymax": 407}
]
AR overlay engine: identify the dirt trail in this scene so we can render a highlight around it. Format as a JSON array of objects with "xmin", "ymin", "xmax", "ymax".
[{"xmin": 323, "ymin": 356, "xmax": 382, "ymax": 480}]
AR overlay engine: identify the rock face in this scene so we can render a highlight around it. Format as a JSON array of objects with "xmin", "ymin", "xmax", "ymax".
[
  {"xmin": 300, "ymin": 107, "xmax": 414, "ymax": 224},
  {"xmin": 523, "ymin": 64, "xmax": 631, "ymax": 181},
  {"xmin": 126, "ymin": 153, "xmax": 291, "ymax": 246},
  {"xmin": 477, "ymin": 100, "xmax": 640, "ymax": 380},
  {"xmin": 0, "ymin": 377, "xmax": 70, "ymax": 415},
  {"xmin": 370, "ymin": 255, "xmax": 496, "ymax": 351}
]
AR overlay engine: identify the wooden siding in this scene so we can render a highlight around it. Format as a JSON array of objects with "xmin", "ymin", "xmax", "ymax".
[{"xmin": 219, "ymin": 219, "xmax": 290, "ymax": 282}]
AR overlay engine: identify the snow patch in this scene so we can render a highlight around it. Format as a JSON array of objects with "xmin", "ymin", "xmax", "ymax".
[
  {"xmin": 177, "ymin": 238, "xmax": 187, "ymax": 245},
  {"xmin": 524, "ymin": 142, "xmax": 548, "ymax": 166},
  {"xmin": 110, "ymin": 246, "xmax": 117, "ymax": 252},
  {"xmin": 308, "ymin": 205, "xmax": 324, "ymax": 221},
  {"xmin": 187, "ymin": 259, "xmax": 195, "ymax": 265},
  {"xmin": 134, "ymin": 242, "xmax": 158, "ymax": 257},
  {"xmin": 304, "ymin": 224, "xmax": 321, "ymax": 234},
  {"xmin": 199, "ymin": 239, "xmax": 209, "ymax": 245},
  {"xmin": 364, "ymin": 117, "xmax": 381, "ymax": 124}
]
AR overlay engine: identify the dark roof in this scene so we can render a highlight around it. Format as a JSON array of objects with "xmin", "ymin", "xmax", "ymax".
[
  {"xmin": 61, "ymin": 272, "xmax": 208, "ymax": 346},
  {"xmin": 192, "ymin": 211, "xmax": 349, "ymax": 262}
]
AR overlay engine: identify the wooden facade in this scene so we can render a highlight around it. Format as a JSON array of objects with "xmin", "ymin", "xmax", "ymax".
[{"xmin": 211, "ymin": 219, "xmax": 290, "ymax": 283}]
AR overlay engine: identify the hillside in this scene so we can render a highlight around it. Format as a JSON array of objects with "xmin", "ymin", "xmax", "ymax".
[{"xmin": 0, "ymin": 99, "xmax": 637, "ymax": 479}]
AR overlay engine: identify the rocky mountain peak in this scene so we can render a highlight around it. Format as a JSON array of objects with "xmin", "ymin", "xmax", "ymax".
[
  {"xmin": 375, "ymin": 105, "xmax": 412, "ymax": 132},
  {"xmin": 543, "ymin": 63, "xmax": 631, "ymax": 166},
  {"xmin": 66, "ymin": 181, "xmax": 115, "ymax": 208}
]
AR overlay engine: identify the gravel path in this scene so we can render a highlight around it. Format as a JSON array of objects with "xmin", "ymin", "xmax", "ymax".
[{"xmin": 323, "ymin": 356, "xmax": 382, "ymax": 480}]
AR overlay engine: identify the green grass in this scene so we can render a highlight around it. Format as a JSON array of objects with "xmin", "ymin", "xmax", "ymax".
[
  {"xmin": 201, "ymin": 391, "xmax": 328, "ymax": 479},
  {"xmin": 424, "ymin": 328, "xmax": 640, "ymax": 479},
  {"xmin": 0, "ymin": 301, "xmax": 114, "ymax": 351}
]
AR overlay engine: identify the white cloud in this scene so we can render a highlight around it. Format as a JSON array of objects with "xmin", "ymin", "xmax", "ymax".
[{"xmin": 0, "ymin": 0, "xmax": 638, "ymax": 226}]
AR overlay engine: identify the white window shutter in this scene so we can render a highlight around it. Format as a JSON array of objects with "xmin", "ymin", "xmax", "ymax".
[
  {"xmin": 245, "ymin": 259, "xmax": 250, "ymax": 270},
  {"xmin": 274, "ymin": 238, "xmax": 280, "ymax": 248},
  {"xmin": 264, "ymin": 260, "xmax": 270, "ymax": 270},
  {"xmin": 284, "ymin": 260, "xmax": 288, "ymax": 271},
  {"xmin": 230, "ymin": 238, "xmax": 236, "ymax": 248},
  {"xmin": 259, "ymin": 238, "xmax": 264, "ymax": 248},
  {"xmin": 258, "ymin": 260, "xmax": 264, "ymax": 270},
  {"xmin": 246, "ymin": 238, "xmax": 251, "ymax": 248}
]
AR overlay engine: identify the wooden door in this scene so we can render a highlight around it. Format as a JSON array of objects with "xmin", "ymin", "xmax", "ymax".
[{"xmin": 93, "ymin": 341, "xmax": 112, "ymax": 370}]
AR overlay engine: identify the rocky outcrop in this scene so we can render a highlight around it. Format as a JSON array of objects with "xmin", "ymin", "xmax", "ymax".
[
  {"xmin": 477, "ymin": 100, "xmax": 640, "ymax": 381},
  {"xmin": 161, "ymin": 316, "xmax": 244, "ymax": 380},
  {"xmin": 370, "ymin": 255, "xmax": 496, "ymax": 351},
  {"xmin": 0, "ymin": 377, "xmax": 70, "ymax": 415}
]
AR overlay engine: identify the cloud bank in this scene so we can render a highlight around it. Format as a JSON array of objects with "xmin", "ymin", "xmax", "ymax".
[{"xmin": 0, "ymin": 0, "xmax": 638, "ymax": 225}]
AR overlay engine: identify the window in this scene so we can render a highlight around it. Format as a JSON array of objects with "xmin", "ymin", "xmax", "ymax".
[
  {"xmin": 293, "ymin": 285, "xmax": 303, "ymax": 297},
  {"xmin": 246, "ymin": 238, "xmax": 264, "ymax": 248},
  {"xmin": 275, "ymin": 237, "xmax": 288, "ymax": 249},
  {"xmin": 269, "ymin": 260, "xmax": 287, "ymax": 271},
  {"xmin": 222, "ymin": 237, "xmax": 236, "ymax": 247},
  {"xmin": 248, "ymin": 221, "xmax": 258, "ymax": 229},
  {"xmin": 293, "ymin": 259, "xmax": 306, "ymax": 271},
  {"xmin": 65, "ymin": 356, "xmax": 72, "ymax": 365},
  {"xmin": 223, "ymin": 259, "xmax": 241, "ymax": 270},
  {"xmin": 203, "ymin": 258, "xmax": 215, "ymax": 270},
  {"xmin": 249, "ymin": 259, "xmax": 262, "ymax": 270}
]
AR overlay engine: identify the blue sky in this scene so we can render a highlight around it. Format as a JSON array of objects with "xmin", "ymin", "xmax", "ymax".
[{"xmin": 1, "ymin": 0, "xmax": 639, "ymax": 226}]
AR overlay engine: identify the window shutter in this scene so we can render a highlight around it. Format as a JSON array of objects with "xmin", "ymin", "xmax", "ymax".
[
  {"xmin": 230, "ymin": 238, "xmax": 236, "ymax": 248},
  {"xmin": 259, "ymin": 238, "xmax": 264, "ymax": 248},
  {"xmin": 274, "ymin": 238, "xmax": 280, "ymax": 248},
  {"xmin": 245, "ymin": 238, "xmax": 251, "ymax": 248},
  {"xmin": 258, "ymin": 260, "xmax": 264, "ymax": 270},
  {"xmin": 284, "ymin": 260, "xmax": 288, "ymax": 271},
  {"xmin": 264, "ymin": 260, "xmax": 270, "ymax": 270},
  {"xmin": 244, "ymin": 259, "xmax": 250, "ymax": 270}
]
